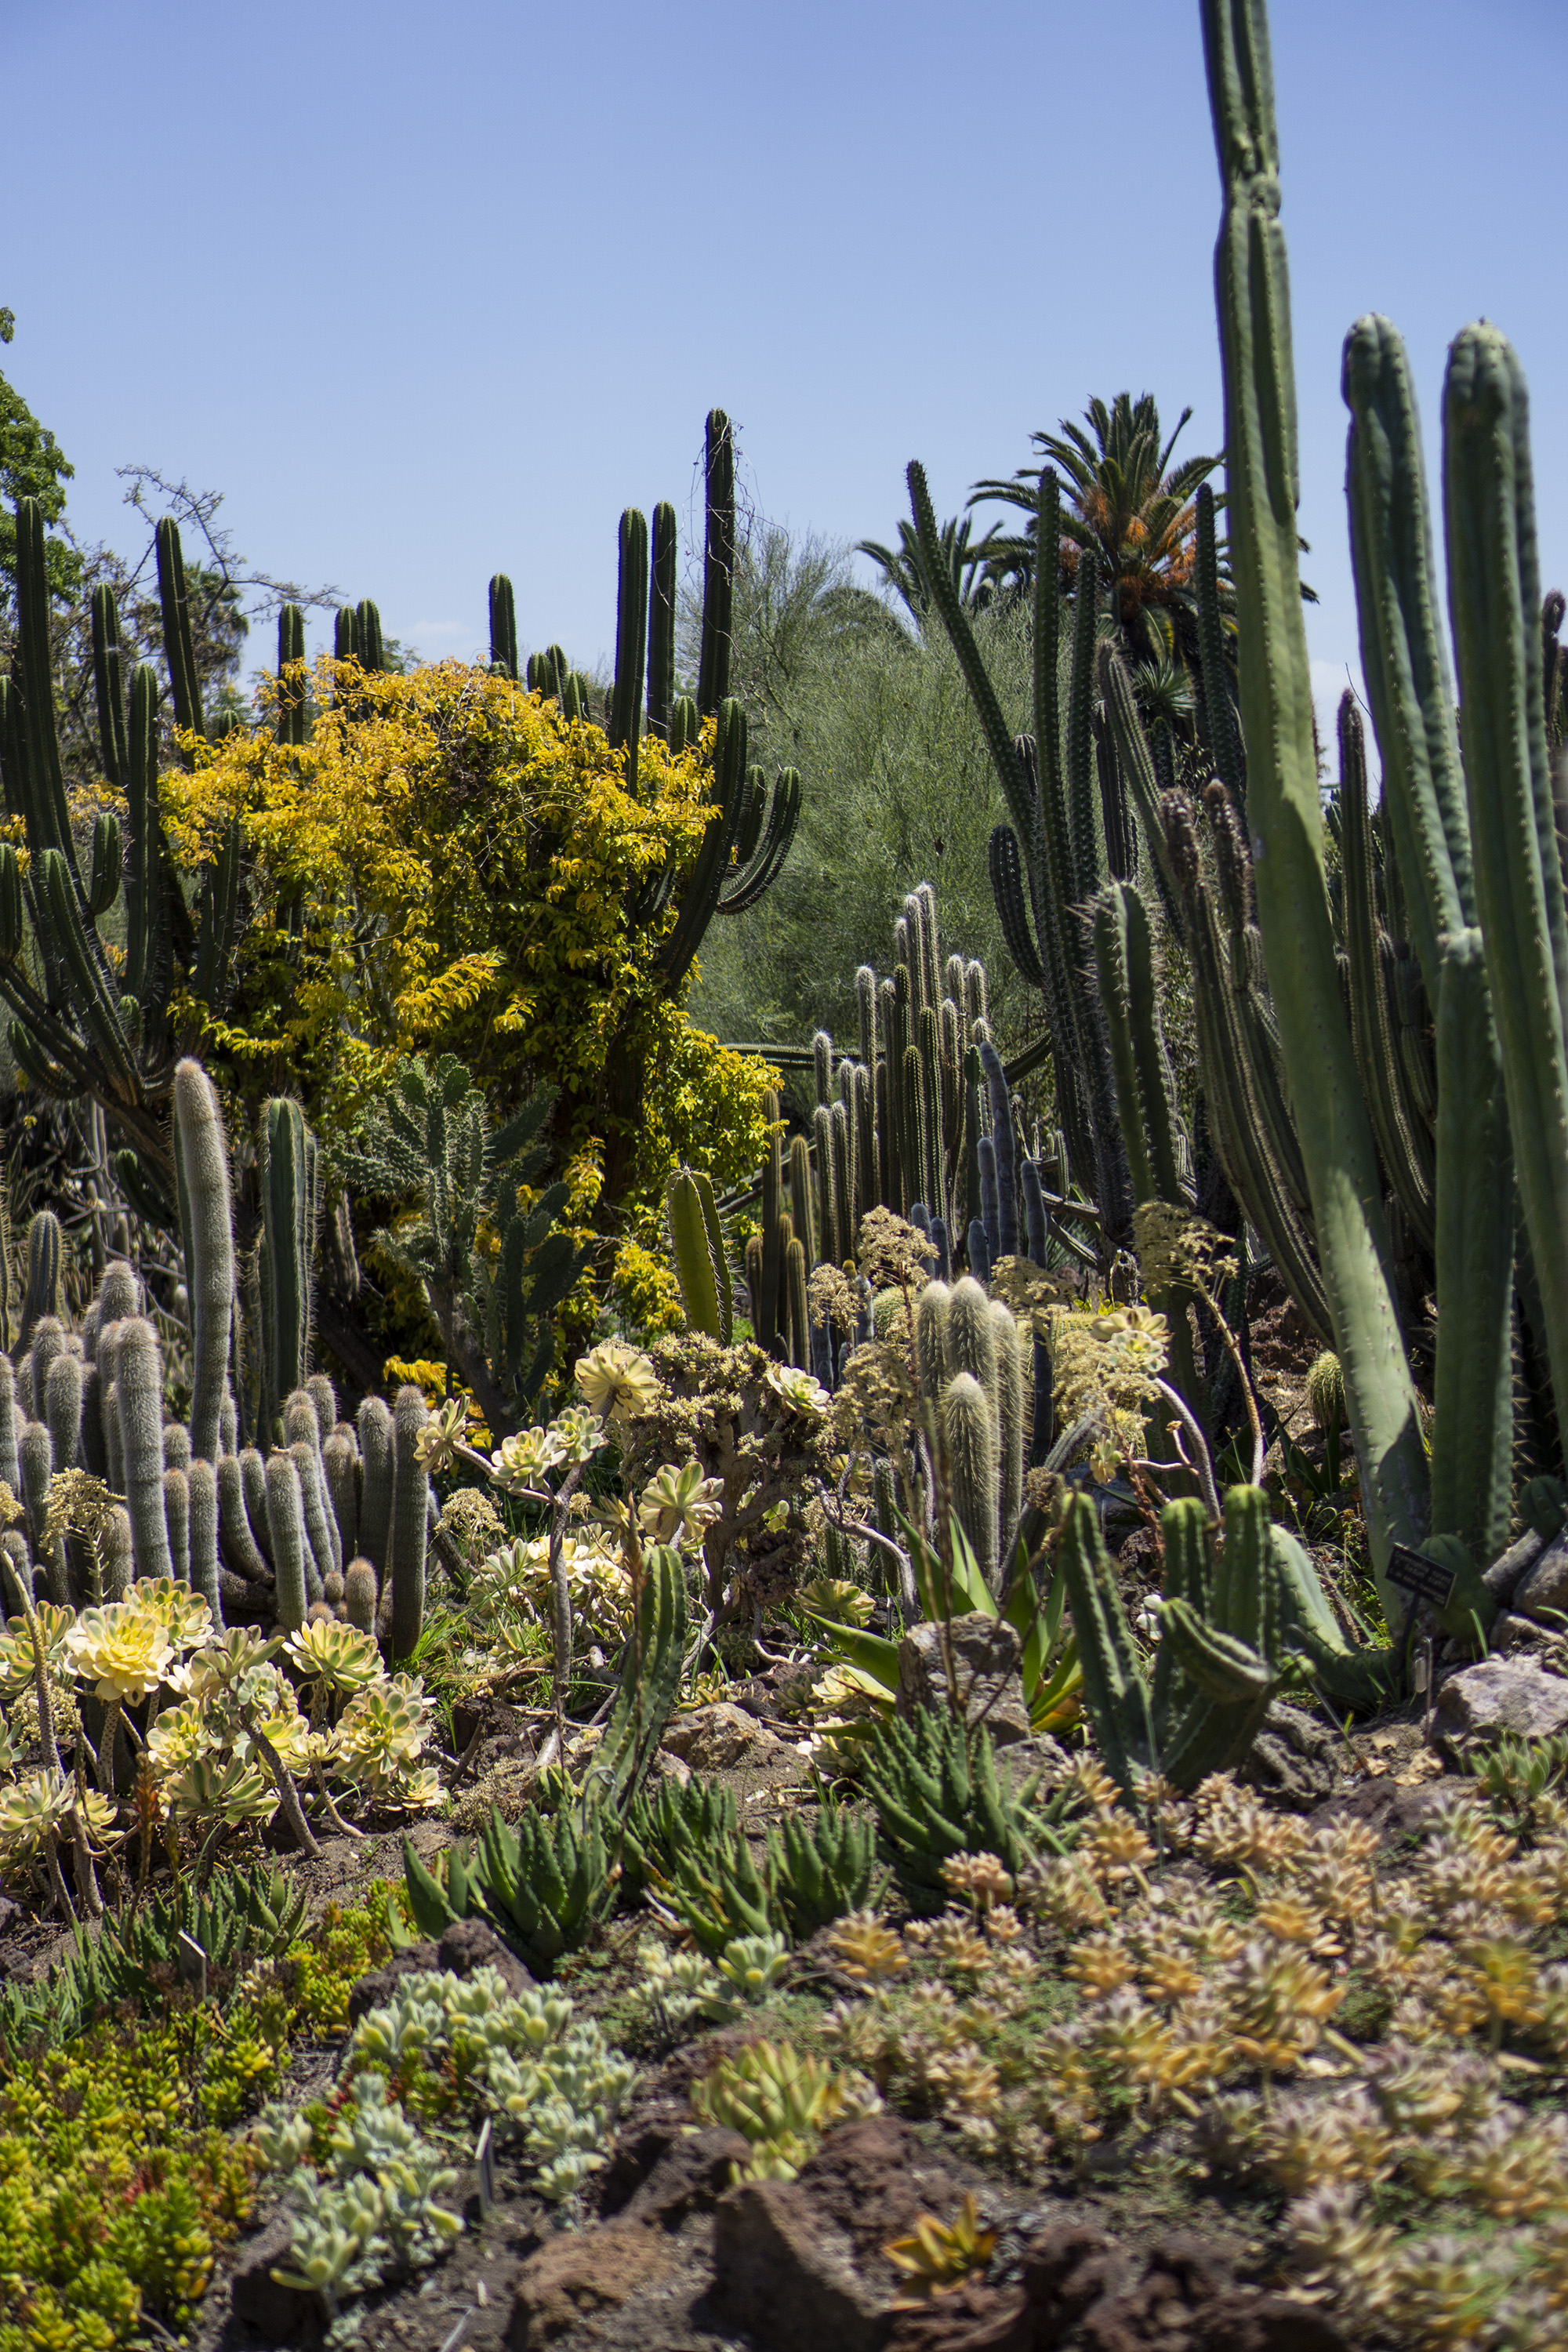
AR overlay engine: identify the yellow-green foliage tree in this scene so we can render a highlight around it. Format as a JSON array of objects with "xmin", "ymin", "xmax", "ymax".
[{"xmin": 162, "ymin": 659, "xmax": 772, "ymax": 1328}]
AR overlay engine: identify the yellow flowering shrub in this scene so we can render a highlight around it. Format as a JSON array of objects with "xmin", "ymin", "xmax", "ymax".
[{"xmin": 162, "ymin": 658, "xmax": 773, "ymax": 1316}]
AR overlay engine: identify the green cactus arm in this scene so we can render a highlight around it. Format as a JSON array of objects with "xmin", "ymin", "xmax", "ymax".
[
  {"xmin": 13, "ymin": 501, "xmax": 82, "ymax": 863},
  {"xmin": 696, "ymin": 411, "xmax": 735, "ymax": 717},
  {"xmin": 655, "ymin": 698, "xmax": 750, "ymax": 989},
  {"xmin": 488, "ymin": 574, "xmax": 518, "ymax": 681},
  {"xmin": 1159, "ymin": 1599, "xmax": 1273, "ymax": 1702},
  {"xmin": 647, "ymin": 503, "xmax": 677, "ymax": 742},
  {"xmin": 668, "ymin": 1167, "xmax": 727, "ymax": 1342},
  {"xmin": 987, "ymin": 824, "xmax": 1046, "ymax": 989},
  {"xmin": 90, "ymin": 587, "xmax": 129, "ymax": 791},
  {"xmin": 907, "ymin": 462, "xmax": 1031, "ymax": 827},
  {"xmin": 1193, "ymin": 485, "xmax": 1247, "ymax": 813},
  {"xmin": 1445, "ymin": 323, "xmax": 1568, "ymax": 1432},
  {"xmin": 1429, "ymin": 928, "xmax": 1514, "ymax": 1567},
  {"xmin": 609, "ymin": 509, "xmax": 649, "ymax": 797},
  {"xmin": 125, "ymin": 664, "xmax": 163, "ymax": 1010},
  {"xmin": 1337, "ymin": 696, "xmax": 1435, "ymax": 1249},
  {"xmin": 1202, "ymin": 0, "xmax": 1426, "ymax": 1587},
  {"xmin": 1343, "ymin": 313, "xmax": 1474, "ymax": 993},
  {"xmin": 1055, "ymin": 1490, "xmax": 1154, "ymax": 1797},
  {"xmin": 1212, "ymin": 1483, "xmax": 1275, "ymax": 1654},
  {"xmin": 193, "ymin": 817, "xmax": 242, "ymax": 1016},
  {"xmin": 36, "ymin": 851, "xmax": 140, "ymax": 1101},
  {"xmin": 717, "ymin": 767, "xmax": 801, "ymax": 913},
  {"xmin": 277, "ymin": 604, "xmax": 307, "ymax": 746},
  {"xmin": 1180, "ymin": 874, "xmax": 1331, "ymax": 1338},
  {"xmin": 596, "ymin": 1543, "xmax": 689, "ymax": 1807},
  {"xmin": 1065, "ymin": 547, "xmax": 1102, "ymax": 906},
  {"xmin": 173, "ymin": 1061, "xmax": 236, "ymax": 1465},
  {"xmin": 154, "ymin": 517, "xmax": 205, "ymax": 747}
]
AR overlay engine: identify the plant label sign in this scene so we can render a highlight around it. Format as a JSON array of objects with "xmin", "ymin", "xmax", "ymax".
[
  {"xmin": 1385, "ymin": 1544, "xmax": 1457, "ymax": 1612},
  {"xmin": 475, "ymin": 2117, "xmax": 495, "ymax": 2216},
  {"xmin": 176, "ymin": 1931, "xmax": 207, "ymax": 2002}
]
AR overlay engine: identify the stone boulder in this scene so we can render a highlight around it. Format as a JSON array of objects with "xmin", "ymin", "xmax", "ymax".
[
  {"xmin": 1238, "ymin": 1703, "xmax": 1341, "ymax": 1808},
  {"xmin": 663, "ymin": 1702, "xmax": 800, "ymax": 1773},
  {"xmin": 896, "ymin": 1611, "xmax": 1031, "ymax": 1745},
  {"xmin": 1483, "ymin": 1524, "xmax": 1545, "ymax": 1606},
  {"xmin": 1512, "ymin": 1533, "xmax": 1568, "ymax": 1624},
  {"xmin": 1430, "ymin": 1655, "xmax": 1568, "ymax": 1754},
  {"xmin": 508, "ymin": 2218, "xmax": 673, "ymax": 2346}
]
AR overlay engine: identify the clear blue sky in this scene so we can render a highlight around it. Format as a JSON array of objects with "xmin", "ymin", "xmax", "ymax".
[{"xmin": 4, "ymin": 0, "xmax": 1566, "ymax": 753}]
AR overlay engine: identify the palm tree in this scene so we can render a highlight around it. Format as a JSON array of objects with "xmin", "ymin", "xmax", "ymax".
[
  {"xmin": 969, "ymin": 392, "xmax": 1225, "ymax": 684},
  {"xmin": 857, "ymin": 510, "xmax": 1023, "ymax": 629}
]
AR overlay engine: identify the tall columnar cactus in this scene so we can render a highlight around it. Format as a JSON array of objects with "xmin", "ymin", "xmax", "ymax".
[
  {"xmin": 322, "ymin": 1428, "xmax": 360, "ymax": 1563},
  {"xmin": 943, "ymin": 1372, "xmax": 1000, "ymax": 1588},
  {"xmin": 1200, "ymin": 0, "xmax": 1426, "ymax": 1591},
  {"xmin": 267, "ymin": 1450, "xmax": 309, "ymax": 1633},
  {"xmin": 696, "ymin": 409, "xmax": 735, "ymax": 718},
  {"xmin": 219, "ymin": 1453, "xmax": 270, "ymax": 1584},
  {"xmin": 277, "ymin": 604, "xmax": 307, "ymax": 748},
  {"xmin": 172, "ymin": 1059, "xmax": 235, "ymax": 1463},
  {"xmin": 117, "ymin": 1319, "xmax": 174, "ymax": 1581},
  {"xmin": 188, "ymin": 1458, "xmax": 223, "ymax": 1626},
  {"xmin": 488, "ymin": 574, "xmax": 519, "ymax": 681},
  {"xmin": 0, "ymin": 501, "xmax": 236, "ymax": 1188},
  {"xmin": 17, "ymin": 1212, "xmax": 63, "ymax": 1356},
  {"xmin": 291, "ymin": 1439, "xmax": 338, "ymax": 1592},
  {"xmin": 1443, "ymin": 325, "xmax": 1568, "ymax": 1441},
  {"xmin": 163, "ymin": 1466, "xmax": 190, "ymax": 1586},
  {"xmin": 358, "ymin": 1395, "xmax": 394, "ymax": 1573},
  {"xmin": 155, "ymin": 519, "xmax": 205, "ymax": 743},
  {"xmin": 608, "ymin": 510, "xmax": 648, "ymax": 799},
  {"xmin": 387, "ymin": 1384, "xmax": 430, "ymax": 1659},
  {"xmin": 906, "ymin": 460, "xmax": 1131, "ymax": 1250},
  {"xmin": 44, "ymin": 1353, "xmax": 81, "ymax": 1475},
  {"xmin": 259, "ymin": 1098, "xmax": 318, "ymax": 1443},
  {"xmin": 648, "ymin": 503, "xmax": 677, "ymax": 743},
  {"xmin": 666, "ymin": 1167, "xmax": 733, "ymax": 1345}
]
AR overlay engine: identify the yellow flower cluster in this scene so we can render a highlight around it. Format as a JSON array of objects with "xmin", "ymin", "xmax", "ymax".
[{"xmin": 162, "ymin": 660, "xmax": 775, "ymax": 1284}]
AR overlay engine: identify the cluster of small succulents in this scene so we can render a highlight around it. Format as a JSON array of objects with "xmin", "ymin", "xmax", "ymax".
[{"xmin": 256, "ymin": 1962, "xmax": 639, "ymax": 2313}]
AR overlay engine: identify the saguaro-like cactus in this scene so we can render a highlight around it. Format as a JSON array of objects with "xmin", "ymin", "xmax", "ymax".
[{"xmin": 1200, "ymin": 0, "xmax": 1426, "ymax": 1592}]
